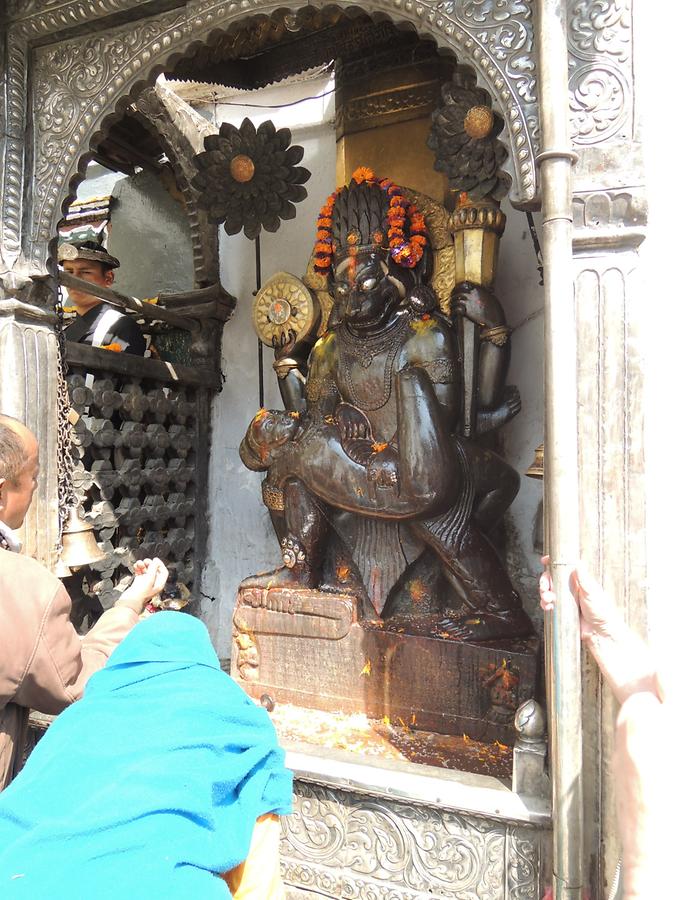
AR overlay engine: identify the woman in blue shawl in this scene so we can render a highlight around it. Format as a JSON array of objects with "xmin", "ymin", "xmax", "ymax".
[{"xmin": 0, "ymin": 612, "xmax": 292, "ymax": 898}]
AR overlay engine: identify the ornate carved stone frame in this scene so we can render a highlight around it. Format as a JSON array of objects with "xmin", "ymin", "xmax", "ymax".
[
  {"xmin": 2, "ymin": 0, "xmax": 541, "ymax": 277},
  {"xmin": 0, "ymin": 3, "xmax": 642, "ymax": 897}
]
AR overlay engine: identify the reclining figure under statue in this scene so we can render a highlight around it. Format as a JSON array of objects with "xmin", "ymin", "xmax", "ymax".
[{"xmin": 239, "ymin": 168, "xmax": 532, "ymax": 642}]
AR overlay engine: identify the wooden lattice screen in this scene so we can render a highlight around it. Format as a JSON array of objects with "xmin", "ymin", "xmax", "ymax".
[{"xmin": 64, "ymin": 341, "xmax": 219, "ymax": 629}]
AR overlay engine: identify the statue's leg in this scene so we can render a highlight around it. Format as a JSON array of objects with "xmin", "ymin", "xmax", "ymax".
[
  {"xmin": 269, "ymin": 509, "xmax": 286, "ymax": 544},
  {"xmin": 241, "ymin": 478, "xmax": 328, "ymax": 590},
  {"xmin": 283, "ymin": 477, "xmax": 329, "ymax": 577},
  {"xmin": 462, "ymin": 442, "xmax": 520, "ymax": 533},
  {"xmin": 411, "ymin": 516, "xmax": 532, "ymax": 640}
]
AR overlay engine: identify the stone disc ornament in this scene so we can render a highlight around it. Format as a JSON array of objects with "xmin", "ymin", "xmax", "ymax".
[
  {"xmin": 192, "ymin": 117, "xmax": 311, "ymax": 240},
  {"xmin": 253, "ymin": 272, "xmax": 319, "ymax": 348},
  {"xmin": 428, "ymin": 84, "xmax": 509, "ymax": 200}
]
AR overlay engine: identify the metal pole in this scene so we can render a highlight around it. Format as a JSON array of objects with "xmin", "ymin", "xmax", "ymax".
[
  {"xmin": 535, "ymin": 1, "xmax": 583, "ymax": 897},
  {"xmin": 56, "ymin": 271, "xmax": 200, "ymax": 333},
  {"xmin": 255, "ymin": 235, "xmax": 264, "ymax": 409}
]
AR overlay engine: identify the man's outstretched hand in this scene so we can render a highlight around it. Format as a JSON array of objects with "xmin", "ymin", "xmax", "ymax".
[
  {"xmin": 115, "ymin": 558, "xmax": 169, "ymax": 616},
  {"xmin": 539, "ymin": 557, "xmax": 668, "ymax": 899}
]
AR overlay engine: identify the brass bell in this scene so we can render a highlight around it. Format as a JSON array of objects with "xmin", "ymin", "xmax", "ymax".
[
  {"xmin": 59, "ymin": 506, "xmax": 107, "ymax": 569},
  {"xmin": 53, "ymin": 554, "xmax": 73, "ymax": 579},
  {"xmin": 525, "ymin": 443, "xmax": 544, "ymax": 479}
]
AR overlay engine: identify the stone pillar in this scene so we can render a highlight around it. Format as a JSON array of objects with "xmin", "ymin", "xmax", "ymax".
[
  {"xmin": 565, "ymin": 2, "xmax": 648, "ymax": 891},
  {"xmin": 0, "ymin": 289, "xmax": 60, "ymax": 567},
  {"xmin": 572, "ymin": 193, "xmax": 647, "ymax": 897}
]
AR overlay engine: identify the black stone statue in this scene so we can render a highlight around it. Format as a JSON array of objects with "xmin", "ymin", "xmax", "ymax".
[{"xmin": 240, "ymin": 169, "xmax": 531, "ymax": 641}]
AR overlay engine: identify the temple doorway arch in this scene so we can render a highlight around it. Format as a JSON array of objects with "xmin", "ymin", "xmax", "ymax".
[{"xmin": 37, "ymin": 2, "xmax": 545, "ymax": 658}]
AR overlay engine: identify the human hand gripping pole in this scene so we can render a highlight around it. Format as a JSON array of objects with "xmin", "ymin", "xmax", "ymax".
[
  {"xmin": 539, "ymin": 556, "xmax": 668, "ymax": 900},
  {"xmin": 539, "ymin": 556, "xmax": 662, "ymax": 704}
]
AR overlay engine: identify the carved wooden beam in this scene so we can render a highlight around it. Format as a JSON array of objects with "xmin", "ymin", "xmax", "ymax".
[
  {"xmin": 65, "ymin": 341, "xmax": 220, "ymax": 389},
  {"xmin": 158, "ymin": 283, "xmax": 236, "ymax": 323}
]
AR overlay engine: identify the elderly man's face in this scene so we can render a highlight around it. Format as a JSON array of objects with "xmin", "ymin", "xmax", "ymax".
[
  {"xmin": 62, "ymin": 258, "xmax": 114, "ymax": 313},
  {"xmin": 0, "ymin": 430, "xmax": 39, "ymax": 530}
]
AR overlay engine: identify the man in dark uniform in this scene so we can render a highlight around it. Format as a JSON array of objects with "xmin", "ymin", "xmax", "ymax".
[{"xmin": 59, "ymin": 241, "xmax": 146, "ymax": 356}]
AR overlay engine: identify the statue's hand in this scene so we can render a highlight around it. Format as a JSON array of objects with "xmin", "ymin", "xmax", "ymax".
[
  {"xmin": 451, "ymin": 281, "xmax": 505, "ymax": 329},
  {"xmin": 366, "ymin": 445, "xmax": 399, "ymax": 488},
  {"xmin": 476, "ymin": 385, "xmax": 521, "ymax": 434},
  {"xmin": 272, "ymin": 328, "xmax": 297, "ymax": 354},
  {"xmin": 500, "ymin": 385, "xmax": 521, "ymax": 422}
]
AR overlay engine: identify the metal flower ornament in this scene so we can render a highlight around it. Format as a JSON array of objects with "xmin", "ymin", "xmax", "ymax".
[
  {"xmin": 427, "ymin": 84, "xmax": 508, "ymax": 200},
  {"xmin": 192, "ymin": 117, "xmax": 311, "ymax": 239},
  {"xmin": 192, "ymin": 117, "xmax": 311, "ymax": 408}
]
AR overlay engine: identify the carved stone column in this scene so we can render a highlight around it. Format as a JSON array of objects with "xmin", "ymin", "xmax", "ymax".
[
  {"xmin": 0, "ymin": 286, "xmax": 60, "ymax": 566},
  {"xmin": 565, "ymin": 3, "xmax": 646, "ymax": 894},
  {"xmin": 572, "ymin": 201, "xmax": 646, "ymax": 897}
]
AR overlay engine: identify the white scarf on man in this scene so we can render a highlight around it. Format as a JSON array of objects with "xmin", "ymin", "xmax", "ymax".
[{"xmin": 0, "ymin": 519, "xmax": 22, "ymax": 552}]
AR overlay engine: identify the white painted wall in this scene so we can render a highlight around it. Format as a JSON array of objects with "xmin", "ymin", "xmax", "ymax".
[
  {"xmin": 199, "ymin": 89, "xmax": 338, "ymax": 658},
  {"xmin": 108, "ymin": 169, "xmax": 193, "ymax": 298},
  {"xmin": 76, "ymin": 162, "xmax": 126, "ymax": 200},
  {"xmin": 72, "ymin": 163, "xmax": 193, "ymax": 298},
  {"xmin": 497, "ymin": 210, "xmax": 545, "ymax": 620}
]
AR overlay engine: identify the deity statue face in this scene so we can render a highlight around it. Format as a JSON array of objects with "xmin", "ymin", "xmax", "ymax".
[{"xmin": 331, "ymin": 251, "xmax": 403, "ymax": 332}]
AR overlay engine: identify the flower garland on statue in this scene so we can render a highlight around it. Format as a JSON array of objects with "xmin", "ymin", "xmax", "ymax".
[{"xmin": 313, "ymin": 167, "xmax": 428, "ymax": 274}]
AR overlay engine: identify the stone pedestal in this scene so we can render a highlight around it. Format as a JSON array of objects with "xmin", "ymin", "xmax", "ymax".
[
  {"xmin": 282, "ymin": 746, "xmax": 551, "ymax": 899},
  {"xmin": 232, "ymin": 586, "xmax": 540, "ymax": 745}
]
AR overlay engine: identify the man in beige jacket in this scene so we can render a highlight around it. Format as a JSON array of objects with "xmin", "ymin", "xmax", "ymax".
[{"xmin": 0, "ymin": 415, "xmax": 167, "ymax": 788}]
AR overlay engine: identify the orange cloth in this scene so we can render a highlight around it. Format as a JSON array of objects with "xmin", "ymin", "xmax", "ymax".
[{"xmin": 223, "ymin": 814, "xmax": 285, "ymax": 899}]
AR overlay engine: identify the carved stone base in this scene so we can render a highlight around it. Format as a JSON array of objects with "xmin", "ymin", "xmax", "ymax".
[
  {"xmin": 282, "ymin": 748, "xmax": 550, "ymax": 899},
  {"xmin": 232, "ymin": 587, "xmax": 540, "ymax": 744},
  {"xmin": 282, "ymin": 789, "xmax": 542, "ymax": 899}
]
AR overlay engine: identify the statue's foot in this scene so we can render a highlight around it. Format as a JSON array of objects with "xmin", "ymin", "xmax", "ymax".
[
  {"xmin": 438, "ymin": 608, "xmax": 532, "ymax": 642},
  {"xmin": 240, "ymin": 565, "xmax": 318, "ymax": 592}
]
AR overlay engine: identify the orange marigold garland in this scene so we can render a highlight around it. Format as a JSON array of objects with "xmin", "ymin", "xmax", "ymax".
[
  {"xmin": 312, "ymin": 170, "xmax": 428, "ymax": 272},
  {"xmin": 313, "ymin": 190, "xmax": 338, "ymax": 271},
  {"xmin": 383, "ymin": 180, "xmax": 427, "ymax": 269},
  {"xmin": 352, "ymin": 166, "xmax": 377, "ymax": 185}
]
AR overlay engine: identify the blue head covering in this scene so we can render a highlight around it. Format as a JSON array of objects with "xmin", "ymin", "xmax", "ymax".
[{"xmin": 0, "ymin": 612, "xmax": 292, "ymax": 899}]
